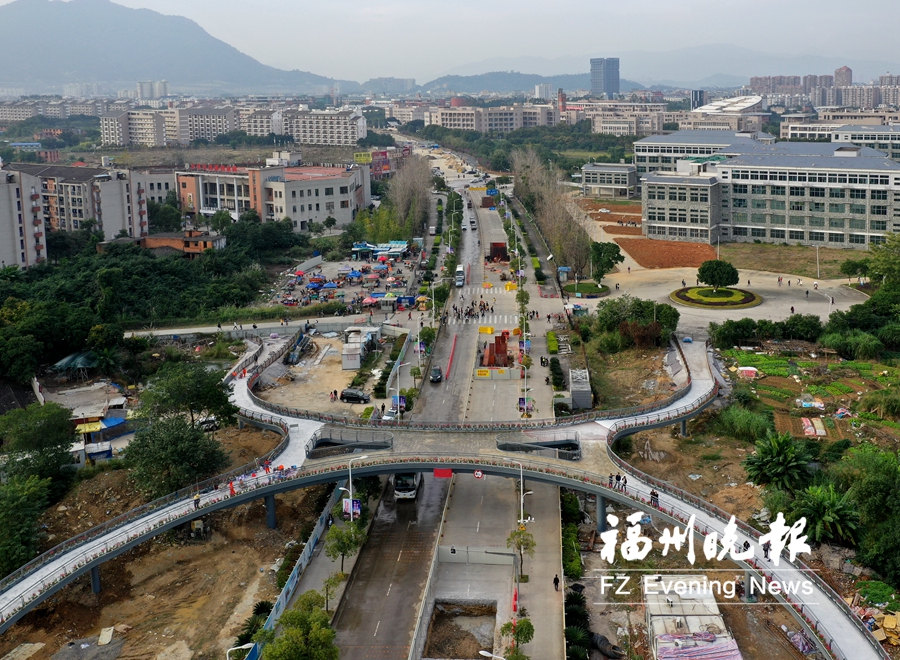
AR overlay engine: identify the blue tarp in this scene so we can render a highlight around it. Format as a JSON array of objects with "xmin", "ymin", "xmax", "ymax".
[
  {"xmin": 322, "ymin": 282, "xmax": 338, "ymax": 289},
  {"xmin": 306, "ymin": 282, "xmax": 322, "ymax": 289},
  {"xmin": 348, "ymin": 271, "xmax": 362, "ymax": 278},
  {"xmin": 101, "ymin": 417, "xmax": 126, "ymax": 428}
]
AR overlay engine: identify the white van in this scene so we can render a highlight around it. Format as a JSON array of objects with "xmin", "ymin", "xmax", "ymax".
[{"xmin": 429, "ymin": 226, "xmax": 436, "ymax": 236}]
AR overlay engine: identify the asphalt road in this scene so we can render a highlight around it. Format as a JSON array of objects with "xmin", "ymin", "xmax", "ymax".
[{"xmin": 333, "ymin": 475, "xmax": 450, "ymax": 660}]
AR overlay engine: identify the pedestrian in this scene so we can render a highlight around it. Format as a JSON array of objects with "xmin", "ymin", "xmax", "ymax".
[
  {"xmin": 814, "ymin": 281, "xmax": 818, "ymax": 290},
  {"xmin": 743, "ymin": 540, "xmax": 750, "ymax": 554},
  {"xmin": 553, "ymin": 574, "xmax": 560, "ymax": 591},
  {"xmin": 628, "ymin": 266, "xmax": 631, "ymax": 274},
  {"xmin": 193, "ymin": 493, "xmax": 200, "ymax": 510},
  {"xmin": 333, "ymin": 390, "xmax": 338, "ymax": 402},
  {"xmin": 747, "ymin": 280, "xmax": 751, "ymax": 287},
  {"xmin": 681, "ymin": 279, "xmax": 686, "ymax": 288},
  {"xmin": 621, "ymin": 475, "xmax": 627, "ymax": 493},
  {"xmin": 696, "ymin": 278, "xmax": 699, "ymax": 286},
  {"xmin": 831, "ymin": 296, "xmax": 835, "ymax": 305},
  {"xmin": 615, "ymin": 282, "xmax": 619, "ymax": 290},
  {"xmin": 252, "ymin": 323, "xmax": 257, "ymax": 330},
  {"xmin": 217, "ymin": 323, "xmax": 222, "ymax": 331},
  {"xmin": 806, "ymin": 290, "xmax": 809, "ymax": 299},
  {"xmin": 763, "ymin": 540, "xmax": 771, "ymax": 561},
  {"xmin": 381, "ymin": 403, "xmax": 386, "ymax": 416},
  {"xmin": 790, "ymin": 306, "xmax": 795, "ymax": 314},
  {"xmin": 608, "ymin": 473, "xmax": 614, "ymax": 488},
  {"xmin": 232, "ymin": 321, "xmax": 238, "ymax": 330},
  {"xmin": 408, "ymin": 311, "xmax": 412, "ymax": 320},
  {"xmin": 615, "ymin": 473, "xmax": 621, "ymax": 489}
]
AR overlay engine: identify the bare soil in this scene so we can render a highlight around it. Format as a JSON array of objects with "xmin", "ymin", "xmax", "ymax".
[
  {"xmin": 587, "ymin": 349, "xmax": 676, "ymax": 411},
  {"xmin": 613, "ymin": 238, "xmax": 717, "ymax": 269},
  {"xmin": 423, "ymin": 604, "xmax": 495, "ymax": 659},
  {"xmin": 602, "ymin": 225, "xmax": 643, "ymax": 236},
  {"xmin": 1, "ymin": 427, "xmax": 328, "ymax": 660}
]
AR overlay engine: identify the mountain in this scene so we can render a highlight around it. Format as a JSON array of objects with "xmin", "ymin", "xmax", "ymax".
[
  {"xmin": 440, "ymin": 46, "xmax": 899, "ymax": 89},
  {"xmin": 0, "ymin": 0, "xmax": 359, "ymax": 94},
  {"xmin": 418, "ymin": 72, "xmax": 644, "ymax": 95}
]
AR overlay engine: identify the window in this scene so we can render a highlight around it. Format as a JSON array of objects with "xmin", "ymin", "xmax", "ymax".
[
  {"xmin": 871, "ymin": 189, "xmax": 888, "ymax": 200},
  {"xmin": 315, "ymin": 203, "xmax": 320, "ymax": 211},
  {"xmin": 340, "ymin": 186, "xmax": 349, "ymax": 195},
  {"xmin": 325, "ymin": 187, "xmax": 334, "ymax": 196},
  {"xmin": 340, "ymin": 200, "xmax": 349, "ymax": 208},
  {"xmin": 292, "ymin": 205, "xmax": 296, "ymax": 212},
  {"xmin": 733, "ymin": 198, "xmax": 747, "ymax": 208},
  {"xmin": 771, "ymin": 199, "xmax": 786, "ymax": 210},
  {"xmin": 871, "ymin": 235, "xmax": 886, "ymax": 245},
  {"xmin": 808, "ymin": 231, "xmax": 825, "ymax": 242},
  {"xmin": 809, "ymin": 217, "xmax": 825, "ymax": 227},
  {"xmin": 828, "ymin": 233, "xmax": 845, "ymax": 243},
  {"xmin": 871, "ymin": 205, "xmax": 888, "ymax": 216},
  {"xmin": 849, "ymin": 189, "xmax": 866, "ymax": 199},
  {"xmin": 733, "ymin": 227, "xmax": 748, "ymax": 236},
  {"xmin": 849, "ymin": 203, "xmax": 866, "ymax": 214},
  {"xmin": 292, "ymin": 191, "xmax": 296, "ymax": 198},
  {"xmin": 732, "ymin": 184, "xmax": 748, "ymax": 194},
  {"xmin": 789, "ymin": 216, "xmax": 806, "ymax": 226},
  {"xmin": 315, "ymin": 189, "xmax": 320, "ymax": 197},
  {"xmin": 790, "ymin": 201, "xmax": 805, "ymax": 211},
  {"xmin": 849, "ymin": 234, "xmax": 867, "ymax": 244},
  {"xmin": 751, "ymin": 185, "xmax": 767, "ymax": 195},
  {"xmin": 771, "ymin": 185, "xmax": 786, "ymax": 196},
  {"xmin": 829, "ymin": 203, "xmax": 845, "ymax": 213},
  {"xmin": 771, "ymin": 215, "xmax": 786, "ymax": 225},
  {"xmin": 720, "ymin": 228, "xmax": 729, "ymax": 235},
  {"xmin": 770, "ymin": 229, "xmax": 786, "ymax": 239},
  {"xmin": 789, "ymin": 187, "xmax": 806, "ymax": 197},
  {"xmin": 871, "ymin": 219, "xmax": 887, "ymax": 231},
  {"xmin": 732, "ymin": 213, "xmax": 747, "ymax": 223},
  {"xmin": 848, "ymin": 218, "xmax": 866, "ymax": 229},
  {"xmin": 811, "ymin": 202, "xmax": 825, "ymax": 212},
  {"xmin": 149, "ymin": 183, "xmax": 155, "ymax": 190},
  {"xmin": 789, "ymin": 230, "xmax": 805, "ymax": 241},
  {"xmin": 164, "ymin": 182, "xmax": 169, "ymax": 190},
  {"xmin": 809, "ymin": 187, "xmax": 825, "ymax": 197},
  {"xmin": 751, "ymin": 214, "xmax": 766, "ymax": 224},
  {"xmin": 181, "ymin": 182, "xmax": 187, "ymax": 188},
  {"xmin": 829, "ymin": 218, "xmax": 845, "ymax": 228},
  {"xmin": 325, "ymin": 202, "xmax": 335, "ymax": 212},
  {"xmin": 829, "ymin": 188, "xmax": 845, "ymax": 198},
  {"xmin": 751, "ymin": 199, "xmax": 767, "ymax": 209},
  {"xmin": 751, "ymin": 227, "xmax": 766, "ymax": 237}
]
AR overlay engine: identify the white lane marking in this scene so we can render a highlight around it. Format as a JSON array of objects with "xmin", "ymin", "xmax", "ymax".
[
  {"xmin": 397, "ymin": 550, "xmax": 403, "ymax": 562},
  {"xmin": 387, "ymin": 583, "xmax": 392, "ymax": 596},
  {"xmin": 374, "ymin": 620, "xmax": 380, "ymax": 637}
]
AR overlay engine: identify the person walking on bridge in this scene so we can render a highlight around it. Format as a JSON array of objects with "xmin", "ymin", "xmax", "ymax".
[
  {"xmin": 553, "ymin": 574, "xmax": 560, "ymax": 591},
  {"xmin": 193, "ymin": 493, "xmax": 200, "ymax": 510}
]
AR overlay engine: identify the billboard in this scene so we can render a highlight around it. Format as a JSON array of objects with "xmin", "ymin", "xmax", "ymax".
[{"xmin": 354, "ymin": 152, "xmax": 373, "ymax": 164}]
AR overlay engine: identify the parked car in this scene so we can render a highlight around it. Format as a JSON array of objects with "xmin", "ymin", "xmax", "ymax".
[
  {"xmin": 340, "ymin": 388, "xmax": 370, "ymax": 404},
  {"xmin": 382, "ymin": 406, "xmax": 400, "ymax": 421},
  {"xmin": 430, "ymin": 366, "xmax": 443, "ymax": 383},
  {"xmin": 198, "ymin": 416, "xmax": 219, "ymax": 431}
]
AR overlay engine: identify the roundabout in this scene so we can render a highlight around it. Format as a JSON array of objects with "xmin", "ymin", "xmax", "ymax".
[{"xmin": 669, "ymin": 286, "xmax": 763, "ymax": 309}]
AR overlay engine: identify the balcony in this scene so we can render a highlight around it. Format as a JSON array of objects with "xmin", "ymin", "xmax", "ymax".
[
  {"xmin": 138, "ymin": 198, "xmax": 145, "ymax": 205},
  {"xmin": 31, "ymin": 205, "xmax": 40, "ymax": 213},
  {"xmin": 137, "ymin": 188, "xmax": 145, "ymax": 195},
  {"xmin": 139, "ymin": 209, "xmax": 146, "ymax": 216},
  {"xmin": 30, "ymin": 192, "xmax": 39, "ymax": 201},
  {"xmin": 34, "ymin": 242, "xmax": 43, "ymax": 251},
  {"xmin": 32, "ymin": 218, "xmax": 42, "ymax": 226},
  {"xmin": 33, "ymin": 231, "xmax": 43, "ymax": 240}
]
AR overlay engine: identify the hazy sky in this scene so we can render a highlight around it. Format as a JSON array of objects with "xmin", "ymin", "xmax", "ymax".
[{"xmin": 12, "ymin": 0, "xmax": 900, "ymax": 81}]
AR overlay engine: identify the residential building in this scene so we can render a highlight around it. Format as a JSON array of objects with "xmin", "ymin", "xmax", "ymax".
[
  {"xmin": 100, "ymin": 110, "xmax": 166, "ymax": 147},
  {"xmin": 282, "ymin": 108, "xmax": 367, "ymax": 146},
  {"xmin": 0, "ymin": 168, "xmax": 44, "ymax": 268},
  {"xmin": 101, "ymin": 106, "xmax": 235, "ymax": 146},
  {"xmin": 640, "ymin": 142, "xmax": 900, "ymax": 250},
  {"xmin": 590, "ymin": 58, "xmax": 620, "ymax": 97},
  {"xmin": 429, "ymin": 105, "xmax": 555, "ymax": 134},
  {"xmin": 834, "ymin": 66, "xmax": 853, "ymax": 88},
  {"xmin": 580, "ymin": 163, "xmax": 638, "ymax": 198},
  {"xmin": 534, "ymin": 84, "xmax": 552, "ymax": 100},
  {"xmin": 175, "ymin": 155, "xmax": 370, "ymax": 230},
  {"xmin": 99, "ymin": 229, "xmax": 226, "ymax": 259},
  {"xmin": 137, "ymin": 80, "xmax": 169, "ymax": 100},
  {"xmin": 62, "ymin": 83, "xmax": 100, "ymax": 98}
]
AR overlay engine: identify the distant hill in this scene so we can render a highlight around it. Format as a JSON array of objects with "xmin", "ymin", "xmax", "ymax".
[
  {"xmin": 419, "ymin": 71, "xmax": 645, "ymax": 95},
  {"xmin": 0, "ymin": 0, "xmax": 359, "ymax": 94}
]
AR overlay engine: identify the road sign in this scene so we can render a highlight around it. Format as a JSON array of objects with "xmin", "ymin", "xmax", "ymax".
[
  {"xmin": 518, "ymin": 524, "xmax": 526, "ymax": 531},
  {"xmin": 474, "ymin": 470, "xmax": 484, "ymax": 479},
  {"xmin": 487, "ymin": 188, "xmax": 498, "ymax": 196}
]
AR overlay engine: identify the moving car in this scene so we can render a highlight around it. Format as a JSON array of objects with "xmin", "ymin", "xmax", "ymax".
[
  {"xmin": 382, "ymin": 406, "xmax": 400, "ymax": 421},
  {"xmin": 430, "ymin": 366, "xmax": 443, "ymax": 383},
  {"xmin": 340, "ymin": 388, "xmax": 370, "ymax": 404}
]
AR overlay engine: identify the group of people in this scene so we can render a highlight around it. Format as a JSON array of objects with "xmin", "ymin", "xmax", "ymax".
[
  {"xmin": 328, "ymin": 389, "xmax": 339, "ymax": 402},
  {"xmin": 608, "ymin": 472, "xmax": 628, "ymax": 493},
  {"xmin": 450, "ymin": 300, "xmax": 495, "ymax": 323},
  {"xmin": 649, "ymin": 489, "xmax": 659, "ymax": 507}
]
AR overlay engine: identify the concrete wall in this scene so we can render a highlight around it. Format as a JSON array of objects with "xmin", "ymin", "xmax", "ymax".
[{"xmin": 438, "ymin": 546, "xmax": 515, "ymax": 566}]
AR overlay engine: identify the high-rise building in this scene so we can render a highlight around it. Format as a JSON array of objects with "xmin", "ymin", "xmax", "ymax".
[
  {"xmin": 590, "ymin": 58, "xmax": 620, "ymax": 97},
  {"xmin": 137, "ymin": 80, "xmax": 169, "ymax": 100},
  {"xmin": 534, "ymin": 84, "xmax": 552, "ymax": 100},
  {"xmin": 690, "ymin": 90, "xmax": 708, "ymax": 110},
  {"xmin": 835, "ymin": 66, "xmax": 853, "ymax": 88}
]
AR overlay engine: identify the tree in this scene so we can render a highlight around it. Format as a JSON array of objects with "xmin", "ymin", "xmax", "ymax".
[
  {"xmin": 840, "ymin": 258, "xmax": 870, "ymax": 282},
  {"xmin": 409, "ymin": 366, "xmax": 422, "ymax": 386},
  {"xmin": 742, "ymin": 432, "xmax": 811, "ymax": 493},
  {"xmin": 0, "ymin": 402, "xmax": 75, "ymax": 499},
  {"xmin": 323, "ymin": 216, "xmax": 337, "ymax": 231},
  {"xmin": 507, "ymin": 529, "xmax": 536, "ymax": 574},
  {"xmin": 140, "ymin": 362, "xmax": 237, "ymax": 428},
  {"xmin": 239, "ymin": 208, "xmax": 261, "ymax": 224},
  {"xmin": 322, "ymin": 571, "xmax": 344, "ymax": 612},
  {"xmin": 868, "ymin": 232, "xmax": 900, "ymax": 286},
  {"xmin": 324, "ymin": 521, "xmax": 366, "ymax": 572},
  {"xmin": 590, "ymin": 242, "xmax": 625, "ymax": 282},
  {"xmin": 0, "ymin": 476, "xmax": 50, "ymax": 577},
  {"xmin": 791, "ymin": 484, "xmax": 858, "ymax": 545},
  {"xmin": 500, "ymin": 617, "xmax": 535, "ymax": 656},
  {"xmin": 86, "ymin": 323, "xmax": 123, "ymax": 351},
  {"xmin": 209, "ymin": 209, "xmax": 233, "ymax": 234},
  {"xmin": 126, "ymin": 417, "xmax": 229, "ymax": 498},
  {"xmin": 697, "ymin": 260, "xmax": 740, "ymax": 291},
  {"xmin": 260, "ymin": 590, "xmax": 338, "ymax": 660},
  {"xmin": 150, "ymin": 204, "xmax": 182, "ymax": 234},
  {"xmin": 0, "ymin": 333, "xmax": 43, "ymax": 384},
  {"xmin": 308, "ymin": 221, "xmax": 325, "ymax": 237}
]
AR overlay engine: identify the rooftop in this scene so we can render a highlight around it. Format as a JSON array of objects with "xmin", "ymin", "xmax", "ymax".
[
  {"xmin": 581, "ymin": 163, "xmax": 636, "ymax": 172},
  {"xmin": 283, "ymin": 166, "xmax": 355, "ymax": 182},
  {"xmin": 5, "ymin": 162, "xmax": 110, "ymax": 182},
  {"xmin": 642, "ymin": 173, "xmax": 719, "ymax": 185},
  {"xmin": 834, "ymin": 124, "xmax": 900, "ymax": 134},
  {"xmin": 635, "ymin": 130, "xmax": 776, "ymax": 146},
  {"xmin": 720, "ymin": 154, "xmax": 900, "ymax": 171},
  {"xmin": 693, "ymin": 95, "xmax": 763, "ymax": 114},
  {"xmin": 720, "ymin": 142, "xmax": 887, "ymax": 159}
]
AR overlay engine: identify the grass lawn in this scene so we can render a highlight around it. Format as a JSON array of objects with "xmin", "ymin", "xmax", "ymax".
[{"xmin": 718, "ymin": 243, "xmax": 854, "ymax": 279}]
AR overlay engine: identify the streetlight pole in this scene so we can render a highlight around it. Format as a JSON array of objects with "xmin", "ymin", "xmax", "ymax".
[
  {"xmin": 346, "ymin": 454, "xmax": 369, "ymax": 520},
  {"xmin": 504, "ymin": 458, "xmax": 525, "ymax": 525}
]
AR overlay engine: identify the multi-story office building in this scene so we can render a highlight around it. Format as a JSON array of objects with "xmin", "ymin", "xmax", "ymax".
[
  {"xmin": 428, "ymin": 105, "xmax": 556, "ymax": 134},
  {"xmin": 832, "ymin": 125, "xmax": 900, "ymax": 161},
  {"xmin": 590, "ymin": 58, "xmax": 620, "ymax": 97},
  {"xmin": 581, "ymin": 163, "xmax": 638, "ymax": 198},
  {"xmin": 633, "ymin": 130, "xmax": 777, "ymax": 174},
  {"xmin": 639, "ymin": 133, "xmax": 900, "ymax": 250},
  {"xmin": 834, "ymin": 66, "xmax": 853, "ymax": 88},
  {"xmin": 137, "ymin": 80, "xmax": 169, "ymax": 100},
  {"xmin": 175, "ymin": 156, "xmax": 370, "ymax": 230},
  {"xmin": 690, "ymin": 90, "xmax": 707, "ymax": 110},
  {"xmin": 534, "ymin": 84, "xmax": 552, "ymax": 100}
]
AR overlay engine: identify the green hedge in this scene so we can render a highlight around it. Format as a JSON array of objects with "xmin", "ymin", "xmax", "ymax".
[
  {"xmin": 531, "ymin": 257, "xmax": 540, "ymax": 269},
  {"xmin": 547, "ymin": 331, "xmax": 558, "ymax": 354}
]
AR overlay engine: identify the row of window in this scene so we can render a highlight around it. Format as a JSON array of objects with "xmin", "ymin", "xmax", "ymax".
[
  {"xmin": 730, "ymin": 200, "xmax": 887, "ymax": 214},
  {"xmin": 725, "ymin": 226, "xmax": 880, "ymax": 244},
  {"xmin": 584, "ymin": 174, "xmax": 631, "ymax": 185},
  {"xmin": 724, "ymin": 169, "xmax": 894, "ymax": 185},
  {"xmin": 729, "ymin": 184, "xmax": 889, "ymax": 199},
  {"xmin": 634, "ymin": 145, "xmax": 718, "ymax": 155},
  {"xmin": 645, "ymin": 186, "xmax": 710, "ymax": 202},
  {"xmin": 647, "ymin": 226, "xmax": 710, "ymax": 238},
  {"xmin": 646, "ymin": 209, "xmax": 710, "ymax": 224},
  {"xmin": 729, "ymin": 213, "xmax": 888, "ymax": 230}
]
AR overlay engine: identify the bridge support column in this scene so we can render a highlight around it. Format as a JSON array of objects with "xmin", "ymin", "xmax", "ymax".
[
  {"xmin": 238, "ymin": 418, "xmax": 245, "ymax": 430},
  {"xmin": 265, "ymin": 494, "xmax": 277, "ymax": 529},
  {"xmin": 596, "ymin": 496, "xmax": 607, "ymax": 533},
  {"xmin": 90, "ymin": 566, "xmax": 101, "ymax": 594},
  {"xmin": 680, "ymin": 419, "xmax": 688, "ymax": 437}
]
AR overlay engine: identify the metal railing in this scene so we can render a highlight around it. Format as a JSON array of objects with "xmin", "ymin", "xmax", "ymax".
[
  {"xmin": 305, "ymin": 428, "xmax": 394, "ymax": 457},
  {"xmin": 496, "ymin": 430, "xmax": 582, "ymax": 461}
]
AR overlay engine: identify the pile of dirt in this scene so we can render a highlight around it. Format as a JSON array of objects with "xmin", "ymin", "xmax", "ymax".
[{"xmin": 613, "ymin": 237, "xmax": 716, "ymax": 268}]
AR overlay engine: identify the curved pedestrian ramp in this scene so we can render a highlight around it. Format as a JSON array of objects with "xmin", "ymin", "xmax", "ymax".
[
  {"xmin": 304, "ymin": 427, "xmax": 394, "ymax": 459},
  {"xmin": 495, "ymin": 430, "xmax": 582, "ymax": 461}
]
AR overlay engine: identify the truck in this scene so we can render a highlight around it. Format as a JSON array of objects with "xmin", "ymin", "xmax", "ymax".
[{"xmin": 455, "ymin": 264, "xmax": 465, "ymax": 287}]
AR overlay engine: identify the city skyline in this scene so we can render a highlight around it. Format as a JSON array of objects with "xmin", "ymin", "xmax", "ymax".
[{"xmin": 1, "ymin": 0, "xmax": 897, "ymax": 83}]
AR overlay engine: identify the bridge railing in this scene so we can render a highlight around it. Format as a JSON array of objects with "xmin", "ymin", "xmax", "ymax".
[
  {"xmin": 0, "ymin": 409, "xmax": 293, "ymax": 602},
  {"xmin": 305, "ymin": 428, "xmax": 394, "ymax": 457}
]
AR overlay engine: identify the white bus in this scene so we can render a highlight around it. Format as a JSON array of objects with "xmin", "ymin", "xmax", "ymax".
[
  {"xmin": 455, "ymin": 264, "xmax": 465, "ymax": 287},
  {"xmin": 392, "ymin": 473, "xmax": 421, "ymax": 499}
]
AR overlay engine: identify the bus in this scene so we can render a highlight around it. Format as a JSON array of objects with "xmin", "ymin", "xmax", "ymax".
[
  {"xmin": 392, "ymin": 473, "xmax": 421, "ymax": 499},
  {"xmin": 455, "ymin": 264, "xmax": 465, "ymax": 287}
]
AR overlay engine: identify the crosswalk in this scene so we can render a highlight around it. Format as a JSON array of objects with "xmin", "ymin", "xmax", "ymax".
[
  {"xmin": 445, "ymin": 314, "xmax": 520, "ymax": 326},
  {"xmin": 456, "ymin": 286, "xmax": 515, "ymax": 297}
]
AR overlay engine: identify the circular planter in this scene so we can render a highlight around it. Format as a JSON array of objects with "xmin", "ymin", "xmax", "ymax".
[{"xmin": 669, "ymin": 287, "xmax": 763, "ymax": 309}]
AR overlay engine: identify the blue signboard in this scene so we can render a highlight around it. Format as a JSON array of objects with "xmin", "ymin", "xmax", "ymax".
[{"xmin": 487, "ymin": 188, "xmax": 498, "ymax": 196}]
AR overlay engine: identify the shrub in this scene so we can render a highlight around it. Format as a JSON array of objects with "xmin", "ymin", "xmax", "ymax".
[
  {"xmin": 534, "ymin": 268, "xmax": 545, "ymax": 282},
  {"xmin": 716, "ymin": 405, "xmax": 773, "ymax": 442},
  {"xmin": 597, "ymin": 331, "xmax": 623, "ymax": 354},
  {"xmin": 547, "ymin": 331, "xmax": 559, "ymax": 354},
  {"xmin": 531, "ymin": 257, "xmax": 541, "ymax": 269},
  {"xmin": 561, "ymin": 491, "xmax": 582, "ymax": 525},
  {"xmin": 562, "ymin": 523, "xmax": 583, "ymax": 579}
]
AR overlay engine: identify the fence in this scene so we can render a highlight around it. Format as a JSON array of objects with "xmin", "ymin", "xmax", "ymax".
[
  {"xmin": 305, "ymin": 428, "xmax": 394, "ymax": 457},
  {"xmin": 496, "ymin": 430, "xmax": 582, "ymax": 461}
]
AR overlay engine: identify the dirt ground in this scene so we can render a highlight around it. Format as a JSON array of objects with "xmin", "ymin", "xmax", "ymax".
[
  {"xmin": 587, "ymin": 350, "xmax": 677, "ymax": 410},
  {"xmin": 255, "ymin": 336, "xmax": 376, "ymax": 417},
  {"xmin": 1, "ymin": 427, "xmax": 328, "ymax": 660},
  {"xmin": 718, "ymin": 243, "xmax": 852, "ymax": 280},
  {"xmin": 614, "ymin": 237, "xmax": 717, "ymax": 269},
  {"xmin": 602, "ymin": 224, "xmax": 643, "ymax": 236},
  {"xmin": 422, "ymin": 604, "xmax": 495, "ymax": 659}
]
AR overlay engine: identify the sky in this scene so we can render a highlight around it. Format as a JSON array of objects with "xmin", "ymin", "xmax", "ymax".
[{"xmin": 9, "ymin": 0, "xmax": 900, "ymax": 82}]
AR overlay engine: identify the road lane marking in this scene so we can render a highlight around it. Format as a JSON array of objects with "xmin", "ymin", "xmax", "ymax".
[
  {"xmin": 476, "ymin": 521, "xmax": 480, "ymax": 533},
  {"xmin": 387, "ymin": 583, "xmax": 392, "ymax": 596},
  {"xmin": 374, "ymin": 620, "xmax": 380, "ymax": 637},
  {"xmin": 397, "ymin": 550, "xmax": 403, "ymax": 562}
]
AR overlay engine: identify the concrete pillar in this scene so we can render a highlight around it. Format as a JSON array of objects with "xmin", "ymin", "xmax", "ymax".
[
  {"xmin": 680, "ymin": 419, "xmax": 688, "ymax": 437},
  {"xmin": 265, "ymin": 494, "xmax": 277, "ymax": 529},
  {"xmin": 90, "ymin": 566, "xmax": 101, "ymax": 594},
  {"xmin": 238, "ymin": 418, "xmax": 245, "ymax": 430},
  {"xmin": 596, "ymin": 496, "xmax": 607, "ymax": 533}
]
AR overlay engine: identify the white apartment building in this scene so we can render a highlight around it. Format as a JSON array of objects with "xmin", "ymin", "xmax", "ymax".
[
  {"xmin": 101, "ymin": 106, "xmax": 236, "ymax": 146},
  {"xmin": 101, "ymin": 110, "xmax": 166, "ymax": 147},
  {"xmin": 429, "ymin": 105, "xmax": 556, "ymax": 133},
  {"xmin": 0, "ymin": 169, "xmax": 43, "ymax": 268},
  {"xmin": 282, "ymin": 108, "xmax": 367, "ymax": 146}
]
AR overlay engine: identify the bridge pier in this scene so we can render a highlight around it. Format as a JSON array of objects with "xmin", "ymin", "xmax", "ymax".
[
  {"xmin": 265, "ymin": 494, "xmax": 277, "ymax": 529},
  {"xmin": 680, "ymin": 419, "xmax": 688, "ymax": 437},
  {"xmin": 90, "ymin": 566, "xmax": 101, "ymax": 594},
  {"xmin": 595, "ymin": 496, "xmax": 607, "ymax": 533},
  {"xmin": 238, "ymin": 418, "xmax": 245, "ymax": 430}
]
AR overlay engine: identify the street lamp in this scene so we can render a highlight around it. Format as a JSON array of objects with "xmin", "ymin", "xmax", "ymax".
[
  {"xmin": 342, "ymin": 454, "xmax": 369, "ymax": 520},
  {"xmin": 479, "ymin": 652, "xmax": 506, "ymax": 660},
  {"xmin": 227, "ymin": 644, "xmax": 255, "ymax": 660},
  {"xmin": 504, "ymin": 458, "xmax": 526, "ymax": 525}
]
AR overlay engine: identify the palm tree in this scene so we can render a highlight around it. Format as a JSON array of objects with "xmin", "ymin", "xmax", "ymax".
[
  {"xmin": 93, "ymin": 347, "xmax": 119, "ymax": 376},
  {"xmin": 0, "ymin": 265, "xmax": 21, "ymax": 281},
  {"xmin": 742, "ymin": 431, "xmax": 811, "ymax": 493},
  {"xmin": 792, "ymin": 484, "xmax": 859, "ymax": 545}
]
